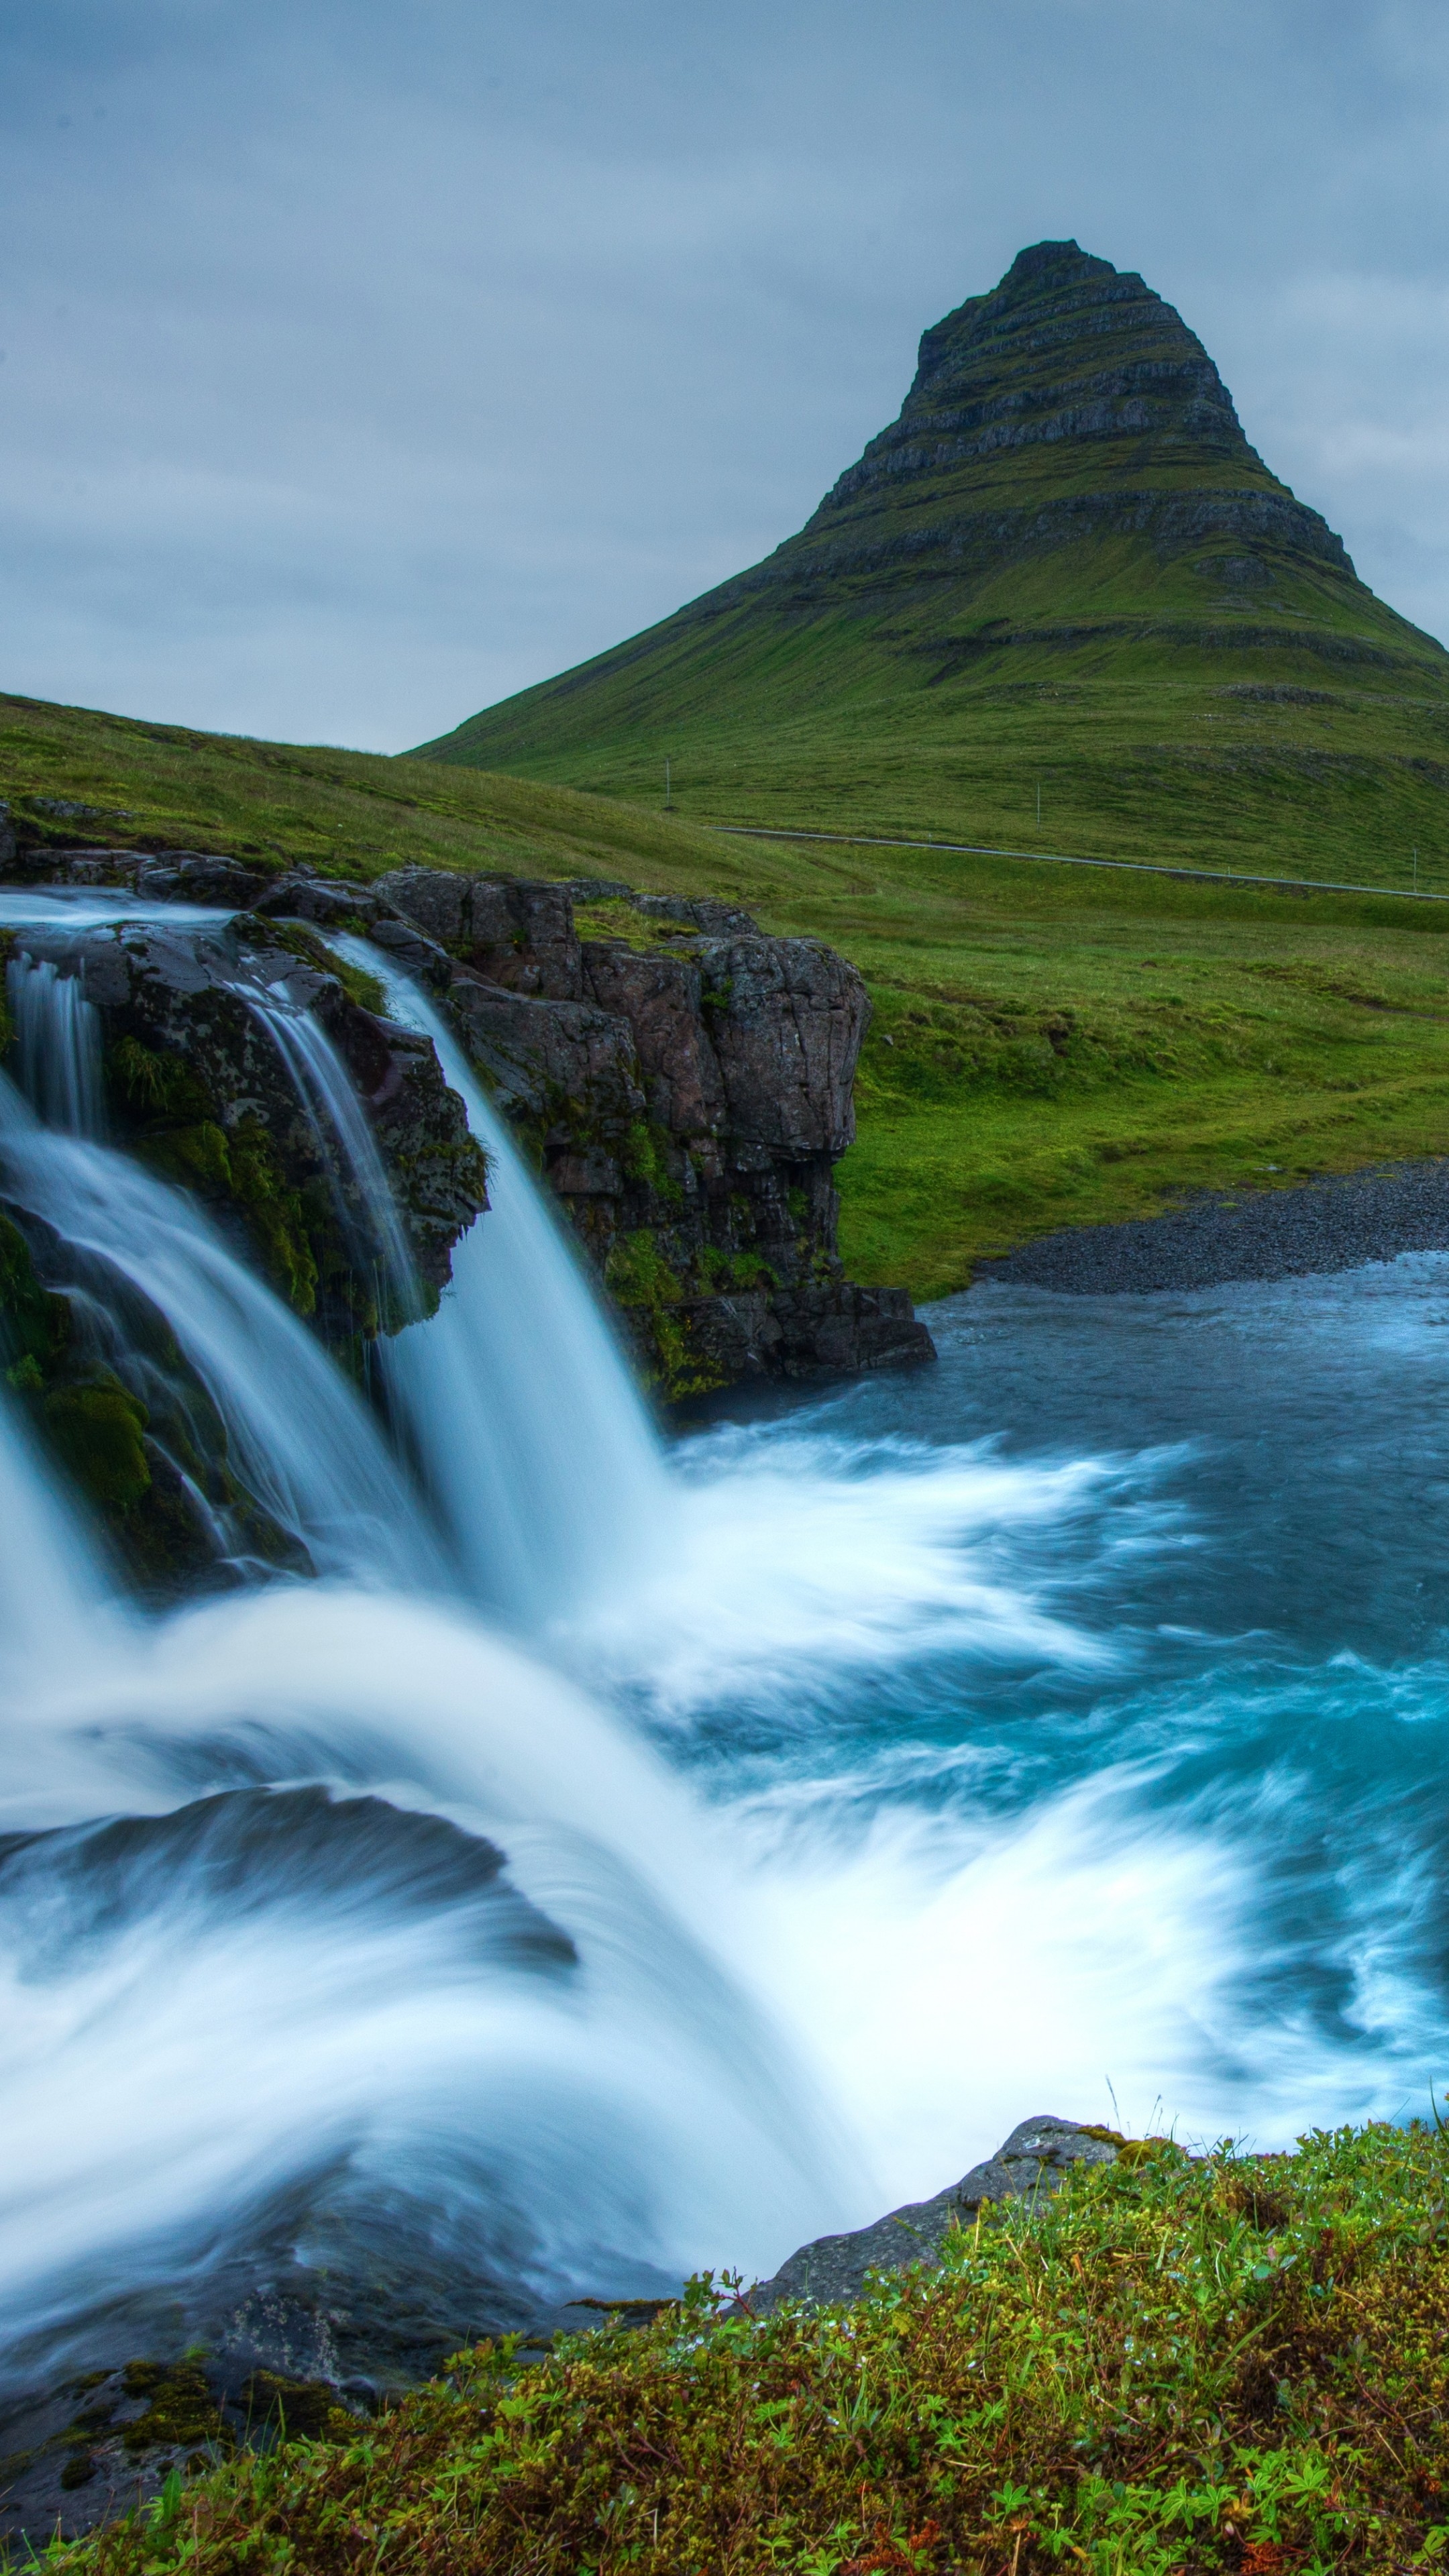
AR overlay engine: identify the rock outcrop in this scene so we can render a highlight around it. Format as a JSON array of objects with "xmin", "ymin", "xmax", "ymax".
[
  {"xmin": 3, "ymin": 845, "xmax": 933, "ymax": 1397},
  {"xmin": 374, "ymin": 867, "xmax": 936, "ymax": 1392},
  {"xmin": 748, "ymin": 2115, "xmax": 1122, "ymax": 2314}
]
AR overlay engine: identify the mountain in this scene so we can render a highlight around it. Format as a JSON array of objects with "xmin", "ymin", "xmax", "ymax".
[{"xmin": 416, "ymin": 241, "xmax": 1449, "ymax": 887}]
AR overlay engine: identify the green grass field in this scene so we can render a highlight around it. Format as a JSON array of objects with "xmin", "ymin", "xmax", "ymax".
[
  {"xmin": 7, "ymin": 690, "xmax": 1449, "ymax": 1301},
  {"xmin": 420, "ymin": 606, "xmax": 1449, "ymax": 904}
]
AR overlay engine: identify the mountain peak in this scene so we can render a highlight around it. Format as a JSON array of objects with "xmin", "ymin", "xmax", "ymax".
[
  {"xmin": 817, "ymin": 241, "xmax": 1260, "ymax": 530},
  {"xmin": 419, "ymin": 242, "xmax": 1448, "ymax": 883}
]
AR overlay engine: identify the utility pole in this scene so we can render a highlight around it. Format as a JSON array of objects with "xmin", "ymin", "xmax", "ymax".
[{"xmin": 664, "ymin": 757, "xmax": 672, "ymax": 811}]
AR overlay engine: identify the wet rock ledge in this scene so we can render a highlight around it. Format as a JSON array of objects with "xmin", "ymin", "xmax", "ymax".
[{"xmin": 3, "ymin": 843, "xmax": 935, "ymax": 1396}]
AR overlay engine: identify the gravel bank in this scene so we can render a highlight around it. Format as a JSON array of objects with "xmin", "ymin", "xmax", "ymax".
[{"xmin": 979, "ymin": 1162, "xmax": 1449, "ymax": 1295}]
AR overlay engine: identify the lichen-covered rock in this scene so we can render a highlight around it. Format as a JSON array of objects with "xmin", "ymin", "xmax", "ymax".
[
  {"xmin": 580, "ymin": 945, "xmax": 725, "ymax": 1137},
  {"xmin": 696, "ymin": 936, "xmax": 866, "ymax": 1157},
  {"xmin": 449, "ymin": 973, "xmax": 645, "ymax": 1125},
  {"xmin": 376, "ymin": 869, "xmax": 583, "ymax": 999}
]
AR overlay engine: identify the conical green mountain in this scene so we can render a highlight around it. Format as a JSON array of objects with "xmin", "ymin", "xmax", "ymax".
[{"xmin": 418, "ymin": 241, "xmax": 1449, "ymax": 885}]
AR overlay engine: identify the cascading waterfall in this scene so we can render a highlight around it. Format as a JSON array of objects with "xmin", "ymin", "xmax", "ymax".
[
  {"xmin": 4, "ymin": 957, "xmax": 105, "ymax": 1140},
  {"xmin": 245, "ymin": 992, "xmax": 420, "ymax": 1324},
  {"xmin": 0, "ymin": 907, "xmax": 847, "ymax": 2390},
  {"xmin": 0, "ymin": 1071, "xmax": 438, "ymax": 1591},
  {"xmin": 0, "ymin": 1389, "xmax": 117, "ymax": 1697},
  {"xmin": 327, "ymin": 936, "xmax": 667, "ymax": 1625},
  {"xmin": 5, "ymin": 878, "xmax": 1445, "ymax": 2418}
]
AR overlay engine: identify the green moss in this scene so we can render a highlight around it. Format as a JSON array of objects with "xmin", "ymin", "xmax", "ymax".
[
  {"xmin": 696, "ymin": 1244, "xmax": 776, "ymax": 1291},
  {"xmin": 226, "ymin": 1116, "xmax": 320, "ymax": 1315},
  {"xmin": 604, "ymin": 1229, "xmax": 722, "ymax": 1398},
  {"xmin": 42, "ymin": 1377, "xmax": 151, "ymax": 1513},
  {"xmin": 110, "ymin": 1034, "xmax": 324, "ymax": 1320},
  {"xmin": 621, "ymin": 1119, "xmax": 684, "ymax": 1207},
  {"xmin": 574, "ymin": 898, "xmax": 700, "ymax": 955},
  {"xmin": 116, "ymin": 2361, "xmax": 229, "ymax": 2463},
  {"xmin": 260, "ymin": 918, "xmax": 388, "ymax": 1015},
  {"xmin": 109, "ymin": 1034, "xmax": 210, "ymax": 1122},
  {"xmin": 0, "ymin": 1212, "xmax": 72, "ymax": 1379},
  {"xmin": 138, "ymin": 1120, "xmax": 234, "ymax": 1192}
]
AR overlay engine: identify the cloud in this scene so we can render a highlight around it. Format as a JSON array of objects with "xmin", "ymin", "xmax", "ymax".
[{"xmin": 2, "ymin": 0, "xmax": 1447, "ymax": 750}]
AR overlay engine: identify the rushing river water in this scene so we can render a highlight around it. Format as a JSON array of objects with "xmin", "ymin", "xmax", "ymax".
[{"xmin": 2, "ymin": 899, "xmax": 1448, "ymax": 2394}]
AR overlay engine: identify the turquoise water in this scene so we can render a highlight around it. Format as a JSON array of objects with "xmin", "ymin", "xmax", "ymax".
[{"xmin": 631, "ymin": 1257, "xmax": 1449, "ymax": 2204}]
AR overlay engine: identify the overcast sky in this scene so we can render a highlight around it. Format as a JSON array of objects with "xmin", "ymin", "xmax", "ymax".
[{"xmin": 3, "ymin": 0, "xmax": 1447, "ymax": 753}]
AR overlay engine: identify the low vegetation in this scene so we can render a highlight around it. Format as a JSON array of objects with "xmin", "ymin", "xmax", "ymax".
[
  {"xmin": 7, "ymin": 691, "xmax": 1449, "ymax": 1301},
  {"xmin": 35, "ymin": 2117, "xmax": 1449, "ymax": 2573}
]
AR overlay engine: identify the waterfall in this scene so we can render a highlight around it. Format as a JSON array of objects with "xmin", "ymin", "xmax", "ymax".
[
  {"xmin": 5, "ymin": 955, "xmax": 105, "ymax": 1139},
  {"xmin": 323, "ymin": 938, "xmax": 668, "ymax": 1628},
  {"xmin": 0, "ymin": 1075, "xmax": 439, "ymax": 1592},
  {"xmin": 0, "ymin": 890, "xmax": 846, "ymax": 2395},
  {"xmin": 246, "ymin": 994, "xmax": 420, "ymax": 1323},
  {"xmin": 0, "ymin": 1387, "xmax": 116, "ymax": 1695}
]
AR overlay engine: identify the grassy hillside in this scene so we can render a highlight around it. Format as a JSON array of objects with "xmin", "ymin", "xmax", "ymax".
[
  {"xmin": 8, "ymin": 689, "xmax": 1449, "ymax": 1300},
  {"xmin": 422, "ymin": 243, "xmax": 1449, "ymax": 895},
  {"xmin": 41, "ymin": 2118, "xmax": 1449, "ymax": 2574}
]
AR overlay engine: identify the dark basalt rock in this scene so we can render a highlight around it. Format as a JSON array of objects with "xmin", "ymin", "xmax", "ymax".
[
  {"xmin": 747, "ymin": 2115, "xmax": 1122, "ymax": 2314},
  {"xmin": 4, "ymin": 851, "xmax": 930, "ymax": 1393},
  {"xmin": 379, "ymin": 869, "xmax": 935, "ymax": 1393}
]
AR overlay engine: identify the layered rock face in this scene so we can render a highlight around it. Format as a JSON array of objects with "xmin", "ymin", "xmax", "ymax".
[
  {"xmin": 375, "ymin": 867, "xmax": 934, "ymax": 1391},
  {"xmin": 790, "ymin": 237, "xmax": 1354, "ymax": 590}
]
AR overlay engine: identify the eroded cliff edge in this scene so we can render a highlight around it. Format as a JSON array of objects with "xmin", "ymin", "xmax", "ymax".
[
  {"xmin": 368, "ymin": 864, "xmax": 935, "ymax": 1393},
  {"xmin": 1, "ymin": 841, "xmax": 934, "ymax": 1402}
]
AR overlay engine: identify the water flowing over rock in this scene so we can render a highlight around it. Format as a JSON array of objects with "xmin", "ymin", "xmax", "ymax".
[
  {"xmin": 3, "ymin": 850, "xmax": 932, "ymax": 1396},
  {"xmin": 5, "ymin": 902, "xmax": 487, "ymax": 1336}
]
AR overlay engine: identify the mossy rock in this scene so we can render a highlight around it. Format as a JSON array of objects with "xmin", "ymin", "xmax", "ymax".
[
  {"xmin": 0, "ymin": 1212, "xmax": 71, "ymax": 1383},
  {"xmin": 42, "ymin": 1377, "xmax": 151, "ymax": 1513}
]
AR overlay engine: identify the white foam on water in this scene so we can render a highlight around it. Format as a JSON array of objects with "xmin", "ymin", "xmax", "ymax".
[
  {"xmin": 580, "ymin": 1424, "xmax": 1125, "ymax": 1711},
  {"xmin": 0, "ymin": 1581, "xmax": 851, "ymax": 2349}
]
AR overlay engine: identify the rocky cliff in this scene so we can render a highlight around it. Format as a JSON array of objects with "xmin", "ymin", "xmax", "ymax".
[
  {"xmin": 2, "ymin": 849, "xmax": 932, "ymax": 1443},
  {"xmin": 368, "ymin": 864, "xmax": 934, "ymax": 1393}
]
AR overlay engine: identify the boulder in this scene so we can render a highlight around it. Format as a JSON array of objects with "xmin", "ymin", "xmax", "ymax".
[
  {"xmin": 382, "ymin": 870, "xmax": 935, "ymax": 1394},
  {"xmin": 748, "ymin": 2116, "xmax": 1122, "ymax": 2314}
]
